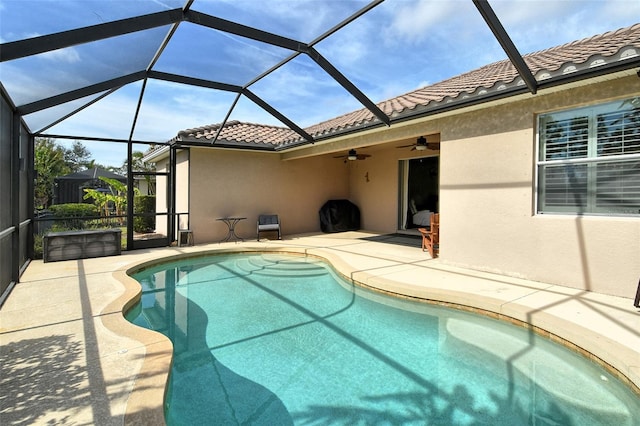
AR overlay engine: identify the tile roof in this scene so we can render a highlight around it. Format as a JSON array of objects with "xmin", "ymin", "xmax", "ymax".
[
  {"xmin": 172, "ymin": 121, "xmax": 297, "ymax": 148},
  {"xmin": 172, "ymin": 23, "xmax": 640, "ymax": 149}
]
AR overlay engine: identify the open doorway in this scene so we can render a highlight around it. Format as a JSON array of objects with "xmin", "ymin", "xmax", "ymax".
[{"xmin": 398, "ymin": 156, "xmax": 439, "ymax": 232}]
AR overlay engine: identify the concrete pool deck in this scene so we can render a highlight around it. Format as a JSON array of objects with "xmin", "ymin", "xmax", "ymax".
[{"xmin": 1, "ymin": 231, "xmax": 639, "ymax": 424}]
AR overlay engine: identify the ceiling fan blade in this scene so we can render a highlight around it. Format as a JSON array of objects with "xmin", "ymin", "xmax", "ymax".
[
  {"xmin": 335, "ymin": 149, "xmax": 371, "ymax": 161},
  {"xmin": 396, "ymin": 144, "xmax": 415, "ymax": 148}
]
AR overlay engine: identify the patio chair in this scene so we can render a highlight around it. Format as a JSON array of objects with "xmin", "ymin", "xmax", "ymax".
[
  {"xmin": 257, "ymin": 214, "xmax": 281, "ymax": 240},
  {"xmin": 418, "ymin": 213, "xmax": 439, "ymax": 257}
]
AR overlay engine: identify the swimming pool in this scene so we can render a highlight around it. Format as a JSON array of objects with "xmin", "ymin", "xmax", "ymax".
[{"xmin": 126, "ymin": 253, "xmax": 640, "ymax": 425}]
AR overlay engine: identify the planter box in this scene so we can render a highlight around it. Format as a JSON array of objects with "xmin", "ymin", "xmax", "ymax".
[{"xmin": 43, "ymin": 229, "xmax": 122, "ymax": 263}]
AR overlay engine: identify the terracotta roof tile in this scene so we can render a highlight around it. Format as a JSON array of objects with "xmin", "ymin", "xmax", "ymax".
[
  {"xmin": 173, "ymin": 23, "xmax": 640, "ymax": 148},
  {"xmin": 302, "ymin": 23, "xmax": 639, "ymax": 140},
  {"xmin": 173, "ymin": 121, "xmax": 298, "ymax": 147}
]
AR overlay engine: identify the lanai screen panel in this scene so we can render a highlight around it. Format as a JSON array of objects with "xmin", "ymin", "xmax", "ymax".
[
  {"xmin": 0, "ymin": 0, "xmax": 183, "ymax": 40},
  {"xmin": 0, "ymin": 96, "xmax": 13, "ymax": 295},
  {"xmin": 152, "ymin": 24, "xmax": 295, "ymax": 87},
  {"xmin": 194, "ymin": 0, "xmax": 372, "ymax": 42},
  {"xmin": 2, "ymin": 0, "xmax": 639, "ymax": 144},
  {"xmin": 314, "ymin": 0, "xmax": 502, "ymax": 103}
]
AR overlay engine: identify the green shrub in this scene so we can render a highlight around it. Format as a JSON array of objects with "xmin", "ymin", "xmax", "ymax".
[
  {"xmin": 49, "ymin": 203, "xmax": 98, "ymax": 217},
  {"xmin": 49, "ymin": 203, "xmax": 99, "ymax": 229},
  {"xmin": 134, "ymin": 195, "xmax": 156, "ymax": 233},
  {"xmin": 33, "ymin": 233, "xmax": 43, "ymax": 259}
]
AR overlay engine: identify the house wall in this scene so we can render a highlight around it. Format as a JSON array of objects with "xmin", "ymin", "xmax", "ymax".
[
  {"xmin": 155, "ymin": 150, "xmax": 190, "ymax": 238},
  {"xmin": 189, "ymin": 148, "xmax": 349, "ymax": 242},
  {"xmin": 155, "ymin": 161, "xmax": 169, "ymax": 237},
  {"xmin": 349, "ymin": 74, "xmax": 640, "ymax": 298},
  {"xmin": 179, "ymin": 74, "xmax": 638, "ymax": 297},
  {"xmin": 347, "ymin": 146, "xmax": 440, "ymax": 231},
  {"xmin": 175, "ymin": 150, "xmax": 190, "ymax": 230}
]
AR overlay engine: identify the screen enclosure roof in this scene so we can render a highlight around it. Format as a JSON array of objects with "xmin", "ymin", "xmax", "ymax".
[{"xmin": 1, "ymin": 0, "xmax": 639, "ymax": 151}]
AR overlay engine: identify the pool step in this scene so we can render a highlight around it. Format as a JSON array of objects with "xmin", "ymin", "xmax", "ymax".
[{"xmin": 233, "ymin": 255, "xmax": 327, "ymax": 277}]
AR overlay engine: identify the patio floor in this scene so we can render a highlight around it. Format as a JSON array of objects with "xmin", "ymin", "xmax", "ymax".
[{"xmin": 1, "ymin": 231, "xmax": 638, "ymax": 425}]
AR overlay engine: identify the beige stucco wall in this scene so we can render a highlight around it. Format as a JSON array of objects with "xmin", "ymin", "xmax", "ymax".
[
  {"xmin": 434, "ymin": 77, "xmax": 640, "ymax": 298},
  {"xmin": 188, "ymin": 148, "xmax": 349, "ymax": 242},
  {"xmin": 154, "ymin": 150, "xmax": 189, "ymax": 238},
  {"xmin": 155, "ymin": 170, "xmax": 169, "ymax": 237},
  {"xmin": 176, "ymin": 73, "xmax": 638, "ymax": 298},
  {"xmin": 347, "ymin": 146, "xmax": 440, "ymax": 231},
  {"xmin": 346, "ymin": 74, "xmax": 639, "ymax": 298},
  {"xmin": 175, "ymin": 150, "xmax": 190, "ymax": 229}
]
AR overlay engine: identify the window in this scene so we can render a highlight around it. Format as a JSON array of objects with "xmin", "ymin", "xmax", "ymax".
[{"xmin": 537, "ymin": 97, "xmax": 640, "ymax": 215}]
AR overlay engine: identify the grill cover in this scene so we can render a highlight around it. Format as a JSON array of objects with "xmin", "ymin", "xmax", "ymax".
[{"xmin": 319, "ymin": 199, "xmax": 360, "ymax": 233}]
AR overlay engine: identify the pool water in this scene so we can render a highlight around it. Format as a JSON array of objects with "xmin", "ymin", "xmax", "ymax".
[{"xmin": 127, "ymin": 253, "xmax": 640, "ymax": 425}]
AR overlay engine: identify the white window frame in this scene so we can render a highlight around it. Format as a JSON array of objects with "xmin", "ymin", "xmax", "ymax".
[{"xmin": 536, "ymin": 97, "xmax": 640, "ymax": 216}]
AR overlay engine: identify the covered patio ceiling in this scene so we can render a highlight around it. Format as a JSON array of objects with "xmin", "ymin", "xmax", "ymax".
[{"xmin": 1, "ymin": 0, "xmax": 639, "ymax": 157}]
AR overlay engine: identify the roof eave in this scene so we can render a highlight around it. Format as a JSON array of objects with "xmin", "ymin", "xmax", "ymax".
[
  {"xmin": 172, "ymin": 138, "xmax": 278, "ymax": 152},
  {"xmin": 142, "ymin": 145, "xmax": 170, "ymax": 163}
]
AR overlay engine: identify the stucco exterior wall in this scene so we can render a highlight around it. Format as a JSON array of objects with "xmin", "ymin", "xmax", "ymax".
[
  {"xmin": 155, "ymin": 169, "xmax": 168, "ymax": 237},
  {"xmin": 189, "ymin": 148, "xmax": 349, "ymax": 242},
  {"xmin": 347, "ymin": 146, "xmax": 440, "ymax": 231},
  {"xmin": 178, "ymin": 74, "xmax": 638, "ymax": 298},
  {"xmin": 348, "ymin": 75, "xmax": 639, "ymax": 298},
  {"xmin": 175, "ymin": 150, "xmax": 190, "ymax": 230},
  {"xmin": 155, "ymin": 150, "xmax": 190, "ymax": 238},
  {"xmin": 440, "ymin": 87, "xmax": 639, "ymax": 297},
  {"xmin": 347, "ymin": 153, "xmax": 397, "ymax": 231}
]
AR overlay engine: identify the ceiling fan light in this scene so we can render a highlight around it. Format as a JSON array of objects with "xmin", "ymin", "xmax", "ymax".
[
  {"xmin": 416, "ymin": 136, "xmax": 427, "ymax": 150},
  {"xmin": 347, "ymin": 149, "xmax": 357, "ymax": 160}
]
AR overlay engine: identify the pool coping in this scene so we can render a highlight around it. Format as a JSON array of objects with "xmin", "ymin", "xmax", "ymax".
[{"xmin": 100, "ymin": 240, "xmax": 640, "ymax": 424}]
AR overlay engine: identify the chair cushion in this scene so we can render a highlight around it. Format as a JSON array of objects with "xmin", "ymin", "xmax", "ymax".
[{"xmin": 259, "ymin": 224, "xmax": 280, "ymax": 231}]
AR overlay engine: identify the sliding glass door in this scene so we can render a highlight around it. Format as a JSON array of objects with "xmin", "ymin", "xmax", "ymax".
[{"xmin": 398, "ymin": 156, "xmax": 439, "ymax": 230}]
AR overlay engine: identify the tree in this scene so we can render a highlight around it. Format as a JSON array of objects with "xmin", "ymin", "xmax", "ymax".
[
  {"xmin": 83, "ymin": 177, "xmax": 139, "ymax": 225},
  {"xmin": 121, "ymin": 150, "xmax": 156, "ymax": 195},
  {"xmin": 63, "ymin": 141, "xmax": 92, "ymax": 172},
  {"xmin": 34, "ymin": 138, "xmax": 70, "ymax": 209}
]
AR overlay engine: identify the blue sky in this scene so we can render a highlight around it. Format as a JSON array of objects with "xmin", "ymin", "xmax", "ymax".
[{"xmin": 1, "ymin": 0, "xmax": 639, "ymax": 167}]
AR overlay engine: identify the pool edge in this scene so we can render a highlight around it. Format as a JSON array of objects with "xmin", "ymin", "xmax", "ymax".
[{"xmin": 107, "ymin": 245, "xmax": 640, "ymax": 424}]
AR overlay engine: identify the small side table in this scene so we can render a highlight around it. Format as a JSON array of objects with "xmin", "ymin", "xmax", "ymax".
[{"xmin": 217, "ymin": 217, "xmax": 246, "ymax": 242}]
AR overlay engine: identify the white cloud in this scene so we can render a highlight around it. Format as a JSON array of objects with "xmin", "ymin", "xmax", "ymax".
[
  {"xmin": 250, "ymin": 57, "xmax": 328, "ymax": 101},
  {"xmin": 386, "ymin": 0, "xmax": 463, "ymax": 45},
  {"xmin": 40, "ymin": 47, "xmax": 81, "ymax": 63},
  {"xmin": 490, "ymin": 0, "xmax": 640, "ymax": 54},
  {"xmin": 0, "ymin": 63, "xmax": 63, "ymax": 105},
  {"xmin": 150, "ymin": 0, "xmax": 175, "ymax": 10},
  {"xmin": 201, "ymin": 0, "xmax": 344, "ymax": 41}
]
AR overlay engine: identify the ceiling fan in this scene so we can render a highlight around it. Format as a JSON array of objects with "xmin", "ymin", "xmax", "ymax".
[
  {"xmin": 334, "ymin": 149, "xmax": 371, "ymax": 162},
  {"xmin": 397, "ymin": 136, "xmax": 440, "ymax": 151}
]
